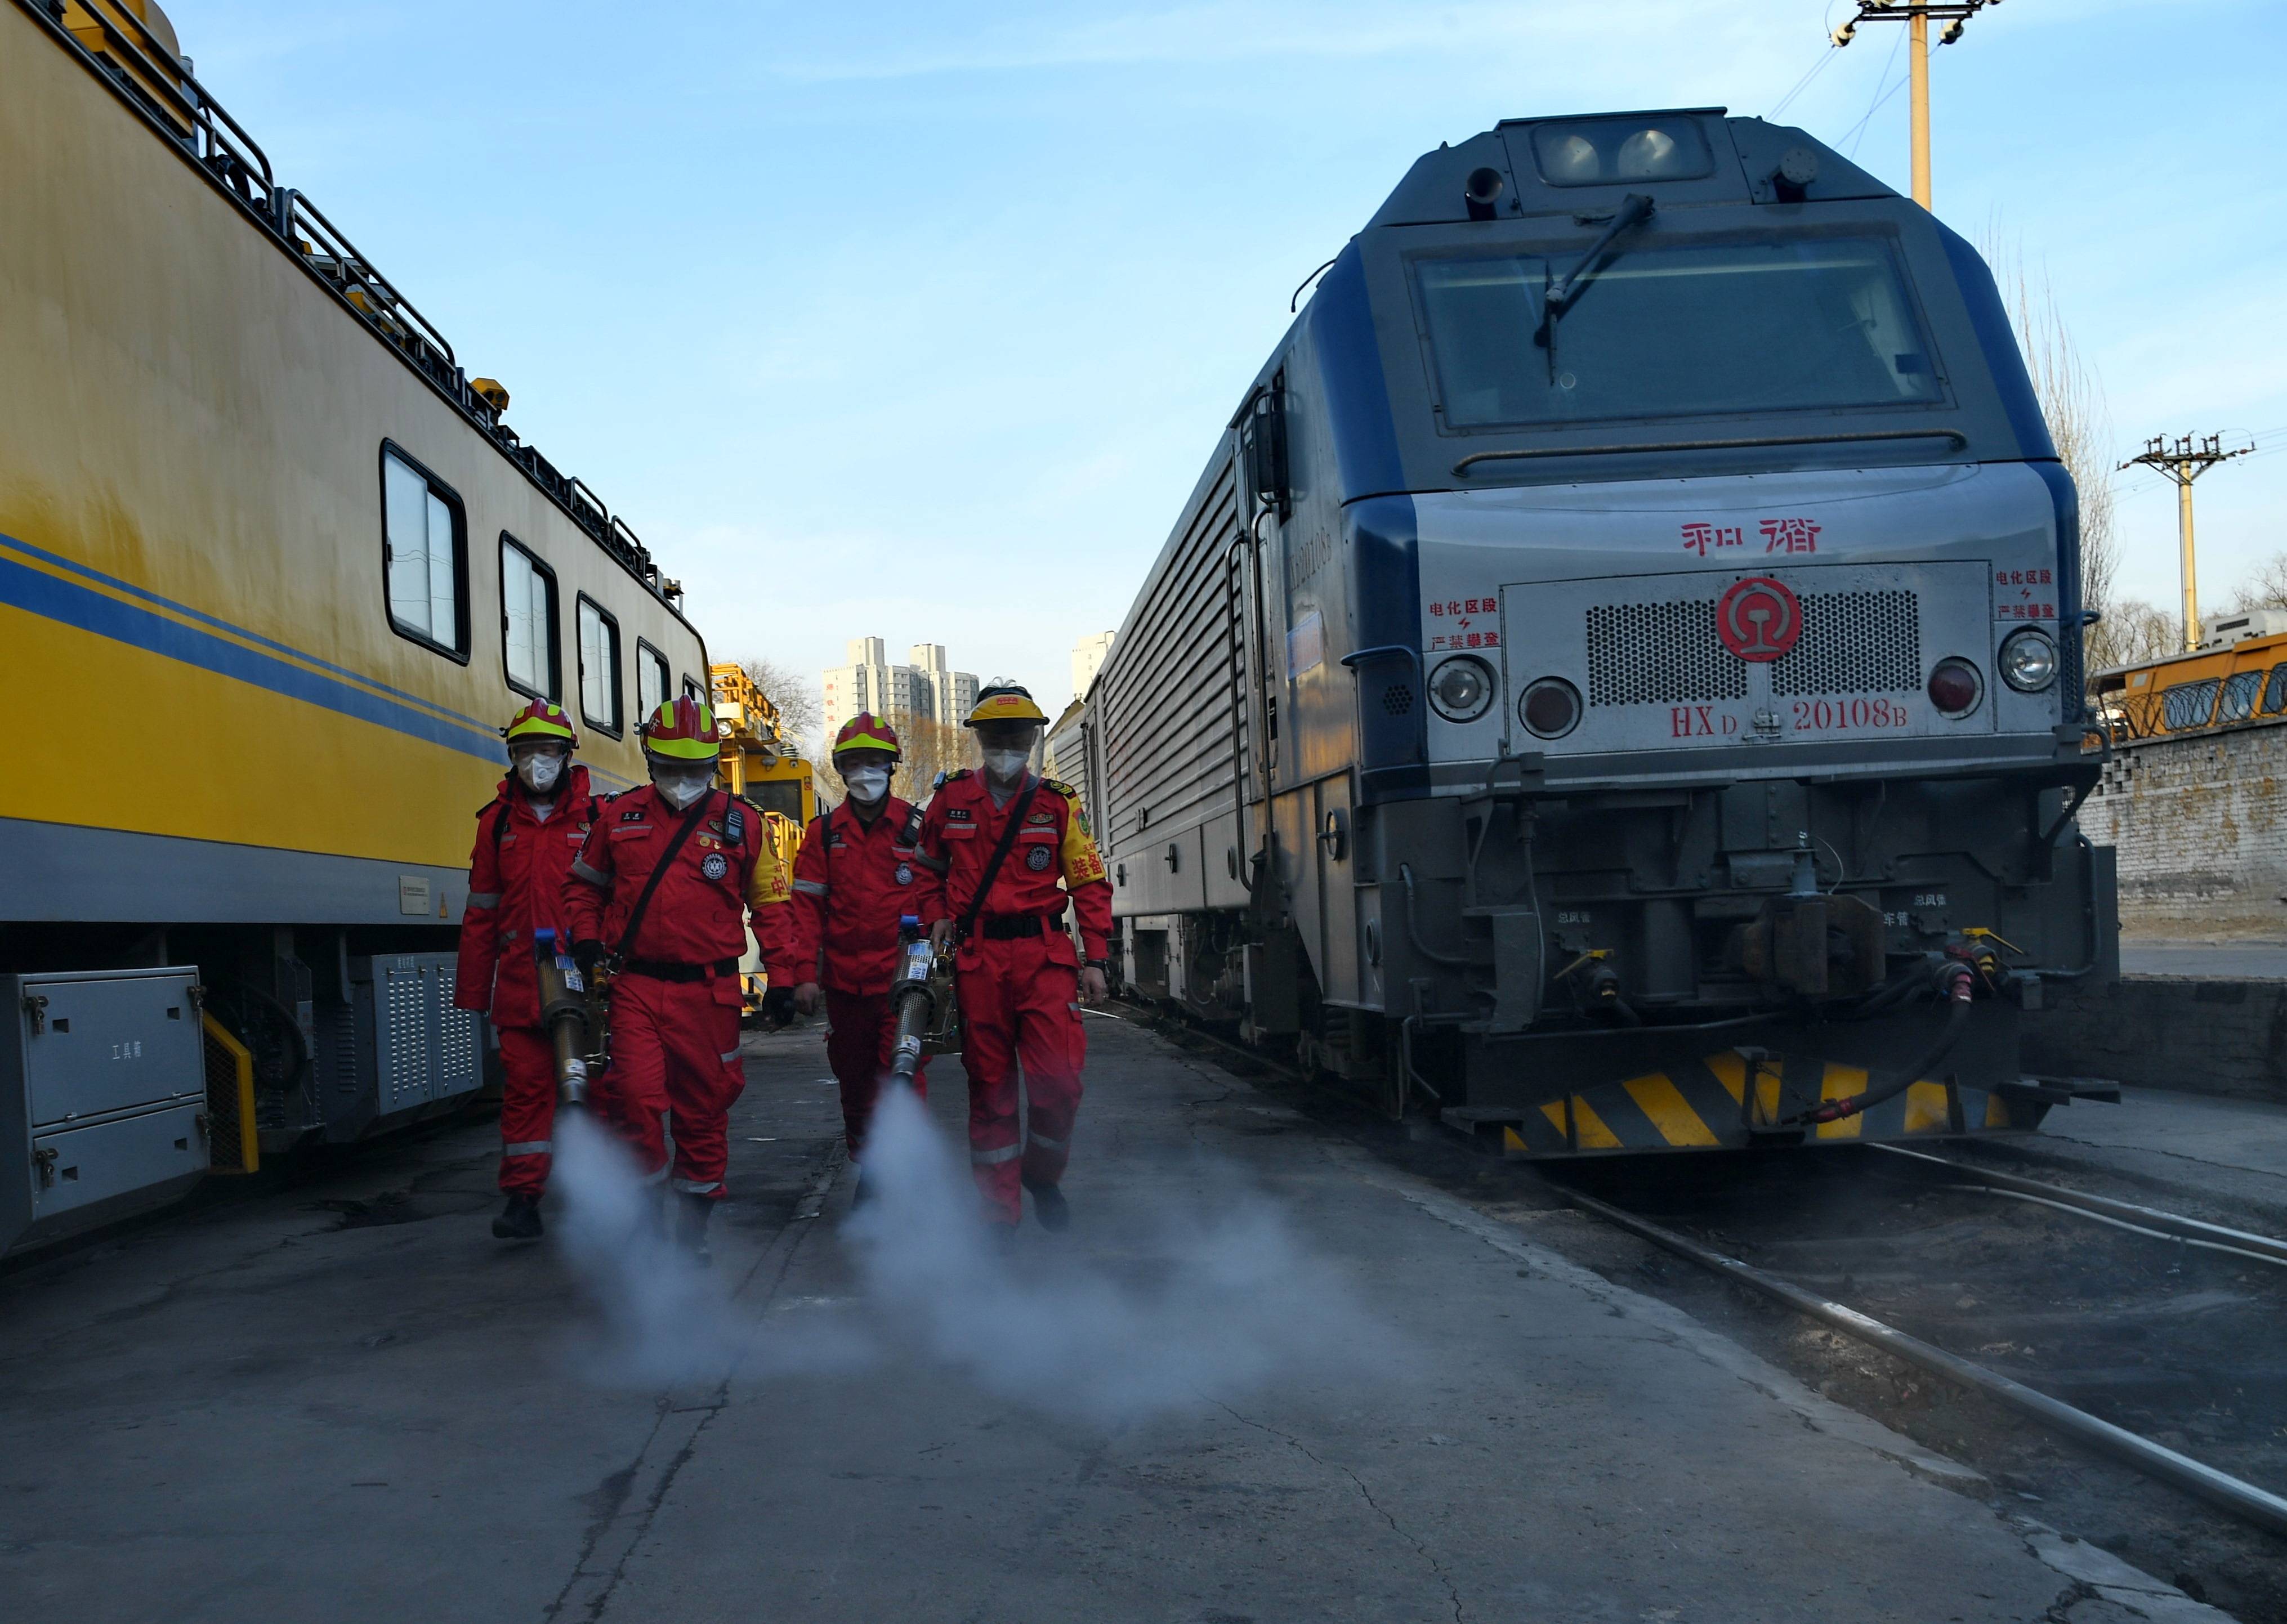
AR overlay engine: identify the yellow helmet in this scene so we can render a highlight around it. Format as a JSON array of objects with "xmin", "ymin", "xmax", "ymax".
[{"xmin": 965, "ymin": 684, "xmax": 1047, "ymax": 727}]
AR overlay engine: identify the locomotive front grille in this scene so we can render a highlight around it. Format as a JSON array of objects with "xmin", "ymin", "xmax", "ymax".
[
  {"xmin": 1584, "ymin": 589, "xmax": 1922, "ymax": 706},
  {"xmin": 1770, "ymin": 589, "xmax": 1921, "ymax": 696},
  {"xmin": 1585, "ymin": 601, "xmax": 1746, "ymax": 707}
]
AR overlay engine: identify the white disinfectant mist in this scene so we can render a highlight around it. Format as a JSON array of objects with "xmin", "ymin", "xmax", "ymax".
[
  {"xmin": 547, "ymin": 1087, "xmax": 1396, "ymax": 1417},
  {"xmin": 840, "ymin": 1084, "xmax": 1398, "ymax": 1424},
  {"xmin": 550, "ymin": 1107, "xmax": 744, "ymax": 1386}
]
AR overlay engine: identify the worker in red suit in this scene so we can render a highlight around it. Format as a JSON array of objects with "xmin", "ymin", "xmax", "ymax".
[
  {"xmin": 915, "ymin": 683, "xmax": 1113, "ymax": 1234},
  {"xmin": 786, "ymin": 713, "xmax": 932, "ymax": 1196},
  {"xmin": 455, "ymin": 699, "xmax": 601, "ymax": 1241},
  {"xmin": 565, "ymin": 695, "xmax": 796, "ymax": 1261}
]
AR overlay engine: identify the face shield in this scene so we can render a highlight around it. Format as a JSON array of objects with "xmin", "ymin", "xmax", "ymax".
[
  {"xmin": 510, "ymin": 738, "xmax": 570, "ymax": 793},
  {"xmin": 834, "ymin": 751, "xmax": 894, "ymax": 805},
  {"xmin": 974, "ymin": 722, "xmax": 1040, "ymax": 784}
]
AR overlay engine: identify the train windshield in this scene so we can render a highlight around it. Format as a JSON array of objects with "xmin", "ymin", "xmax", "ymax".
[{"xmin": 1415, "ymin": 238, "xmax": 1942, "ymax": 430}]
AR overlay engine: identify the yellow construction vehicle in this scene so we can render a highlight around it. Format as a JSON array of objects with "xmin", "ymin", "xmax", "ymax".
[{"xmin": 710, "ymin": 663, "xmax": 816, "ymax": 1019}]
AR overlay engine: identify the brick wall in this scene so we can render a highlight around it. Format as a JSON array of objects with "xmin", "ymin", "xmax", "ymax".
[
  {"xmin": 2080, "ymin": 718, "xmax": 2287, "ymax": 931},
  {"xmin": 2026, "ymin": 977, "xmax": 2287, "ymax": 1103}
]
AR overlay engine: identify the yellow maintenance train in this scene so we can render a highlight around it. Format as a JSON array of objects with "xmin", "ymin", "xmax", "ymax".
[{"xmin": 0, "ymin": 0, "xmax": 709, "ymax": 1254}]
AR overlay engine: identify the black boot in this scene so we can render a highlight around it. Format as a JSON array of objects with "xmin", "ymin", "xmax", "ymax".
[
  {"xmin": 492, "ymin": 1193, "xmax": 544, "ymax": 1241},
  {"xmin": 1023, "ymin": 1176, "xmax": 1070, "ymax": 1233},
  {"xmin": 675, "ymin": 1192, "xmax": 714, "ymax": 1266}
]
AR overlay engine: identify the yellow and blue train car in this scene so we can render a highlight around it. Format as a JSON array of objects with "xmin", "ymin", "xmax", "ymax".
[{"xmin": 0, "ymin": 0, "xmax": 709, "ymax": 1253}]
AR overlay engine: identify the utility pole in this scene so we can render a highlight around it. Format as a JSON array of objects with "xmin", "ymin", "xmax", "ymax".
[
  {"xmin": 2119, "ymin": 435, "xmax": 2254, "ymax": 651},
  {"xmin": 1831, "ymin": 1, "xmax": 2003, "ymax": 210}
]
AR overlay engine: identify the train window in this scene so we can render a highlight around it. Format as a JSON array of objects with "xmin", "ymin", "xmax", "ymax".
[
  {"xmin": 1414, "ymin": 238, "xmax": 1942, "ymax": 431},
  {"xmin": 577, "ymin": 596, "xmax": 623, "ymax": 735},
  {"xmin": 683, "ymin": 675, "xmax": 703, "ymax": 703},
  {"xmin": 381, "ymin": 445, "xmax": 467, "ymax": 659},
  {"xmin": 499, "ymin": 535, "xmax": 560, "ymax": 700},
  {"xmin": 636, "ymin": 642, "xmax": 670, "ymax": 721},
  {"xmin": 2217, "ymin": 669, "xmax": 2264, "ymax": 725},
  {"xmin": 2264, "ymin": 665, "xmax": 2287, "ymax": 717},
  {"xmin": 2159, "ymin": 677, "xmax": 2221, "ymax": 731}
]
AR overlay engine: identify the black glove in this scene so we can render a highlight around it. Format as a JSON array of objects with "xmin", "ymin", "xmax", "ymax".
[
  {"xmin": 761, "ymin": 986, "xmax": 796, "ymax": 1027},
  {"xmin": 571, "ymin": 939, "xmax": 605, "ymax": 975}
]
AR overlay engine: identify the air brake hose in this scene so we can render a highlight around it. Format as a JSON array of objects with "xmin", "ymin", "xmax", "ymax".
[{"xmin": 1784, "ymin": 963, "xmax": 1977, "ymax": 1128}]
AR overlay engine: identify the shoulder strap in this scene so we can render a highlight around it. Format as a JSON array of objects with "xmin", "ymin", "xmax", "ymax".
[
  {"xmin": 954, "ymin": 778, "xmax": 1042, "ymax": 945},
  {"xmin": 612, "ymin": 791, "xmax": 716, "ymax": 961}
]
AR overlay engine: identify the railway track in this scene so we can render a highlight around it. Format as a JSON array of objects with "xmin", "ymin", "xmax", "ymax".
[
  {"xmin": 1553, "ymin": 1177, "xmax": 2287, "ymax": 1538},
  {"xmin": 1110, "ymin": 1002, "xmax": 2287, "ymax": 1608}
]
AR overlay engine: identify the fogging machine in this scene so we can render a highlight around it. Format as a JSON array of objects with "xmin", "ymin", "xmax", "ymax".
[
  {"xmin": 887, "ymin": 914, "xmax": 960, "ymax": 1080},
  {"xmin": 533, "ymin": 927, "xmax": 609, "ymax": 1107}
]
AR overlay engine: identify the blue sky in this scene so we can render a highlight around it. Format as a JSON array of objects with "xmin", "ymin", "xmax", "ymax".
[{"xmin": 182, "ymin": 0, "xmax": 2284, "ymax": 723}]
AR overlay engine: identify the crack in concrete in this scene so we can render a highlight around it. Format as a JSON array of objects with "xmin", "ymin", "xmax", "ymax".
[
  {"xmin": 2008, "ymin": 1518, "xmax": 2239, "ymax": 1622},
  {"xmin": 544, "ymin": 1135, "xmax": 847, "ymax": 1622},
  {"xmin": 1212, "ymin": 1399, "xmax": 1466, "ymax": 1624}
]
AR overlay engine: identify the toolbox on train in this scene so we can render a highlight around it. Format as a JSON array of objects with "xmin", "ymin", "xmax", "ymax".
[{"xmin": 1, "ymin": 968, "xmax": 212, "ymax": 1258}]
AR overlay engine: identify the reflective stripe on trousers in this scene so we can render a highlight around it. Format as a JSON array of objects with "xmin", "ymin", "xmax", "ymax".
[{"xmin": 503, "ymin": 1140, "xmax": 552, "ymax": 1156}]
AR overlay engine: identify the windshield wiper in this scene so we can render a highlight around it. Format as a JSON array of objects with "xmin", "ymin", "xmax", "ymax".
[
  {"xmin": 1544, "ymin": 193, "xmax": 1656, "ymax": 315},
  {"xmin": 1534, "ymin": 193, "xmax": 1656, "ymax": 379}
]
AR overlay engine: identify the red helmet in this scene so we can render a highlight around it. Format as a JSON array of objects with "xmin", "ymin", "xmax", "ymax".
[
  {"xmin": 639, "ymin": 694, "xmax": 722, "ymax": 763},
  {"xmin": 503, "ymin": 698, "xmax": 577, "ymax": 748},
  {"xmin": 832, "ymin": 712, "xmax": 900, "ymax": 759}
]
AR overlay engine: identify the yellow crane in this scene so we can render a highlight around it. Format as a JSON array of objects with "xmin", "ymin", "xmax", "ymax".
[{"xmin": 709, "ymin": 663, "xmax": 816, "ymax": 1018}]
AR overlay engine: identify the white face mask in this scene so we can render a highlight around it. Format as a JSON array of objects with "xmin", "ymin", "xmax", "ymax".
[
  {"xmin": 840, "ymin": 765, "xmax": 891, "ymax": 803},
  {"xmin": 654, "ymin": 770, "xmax": 712, "ymax": 809},
  {"xmin": 982, "ymin": 748, "xmax": 1030, "ymax": 782},
  {"xmin": 516, "ymin": 753, "xmax": 564, "ymax": 793}
]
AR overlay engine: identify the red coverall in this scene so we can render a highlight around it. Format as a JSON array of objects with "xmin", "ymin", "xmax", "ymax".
[
  {"xmin": 785, "ymin": 795, "xmax": 932, "ymax": 1157},
  {"xmin": 912, "ymin": 771, "xmax": 1113, "ymax": 1225},
  {"xmin": 454, "ymin": 766, "xmax": 601, "ymax": 1197},
  {"xmin": 565, "ymin": 787, "xmax": 796, "ymax": 1200}
]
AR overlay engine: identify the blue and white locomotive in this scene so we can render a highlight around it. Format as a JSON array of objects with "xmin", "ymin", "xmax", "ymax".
[{"xmin": 1077, "ymin": 108, "xmax": 2115, "ymax": 1153}]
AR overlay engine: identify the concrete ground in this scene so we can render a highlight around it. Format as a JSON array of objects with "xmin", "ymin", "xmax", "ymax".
[
  {"xmin": 2119, "ymin": 939, "xmax": 2287, "ymax": 979},
  {"xmin": 0, "ymin": 1016, "xmax": 2235, "ymax": 1623}
]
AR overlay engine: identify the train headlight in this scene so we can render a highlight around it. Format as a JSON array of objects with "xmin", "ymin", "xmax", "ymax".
[
  {"xmin": 1519, "ymin": 677, "xmax": 1582, "ymax": 739},
  {"xmin": 1428, "ymin": 655, "xmax": 1496, "ymax": 723},
  {"xmin": 1927, "ymin": 657, "xmax": 1984, "ymax": 718},
  {"xmin": 1999, "ymin": 628, "xmax": 2058, "ymax": 693}
]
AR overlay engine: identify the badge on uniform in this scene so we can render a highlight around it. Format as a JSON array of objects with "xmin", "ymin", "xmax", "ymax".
[
  {"xmin": 1026, "ymin": 846, "xmax": 1053, "ymax": 872},
  {"xmin": 896, "ymin": 862, "xmax": 912, "ymax": 885},
  {"xmin": 701, "ymin": 852, "xmax": 730, "ymax": 880}
]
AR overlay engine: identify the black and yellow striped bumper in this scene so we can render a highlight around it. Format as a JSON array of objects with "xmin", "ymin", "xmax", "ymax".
[{"xmin": 1454, "ymin": 1046, "xmax": 2047, "ymax": 1157}]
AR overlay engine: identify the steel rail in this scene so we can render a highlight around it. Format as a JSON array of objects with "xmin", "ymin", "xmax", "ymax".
[
  {"xmin": 1867, "ymin": 1143, "xmax": 2287, "ymax": 1268},
  {"xmin": 1558, "ymin": 1185, "xmax": 2287, "ymax": 1540}
]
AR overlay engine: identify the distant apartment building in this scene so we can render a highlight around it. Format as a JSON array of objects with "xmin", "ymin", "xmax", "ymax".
[
  {"xmin": 1071, "ymin": 630, "xmax": 1116, "ymax": 700},
  {"xmin": 909, "ymin": 643, "xmax": 981, "ymax": 732},
  {"xmin": 821, "ymin": 637, "xmax": 980, "ymax": 739}
]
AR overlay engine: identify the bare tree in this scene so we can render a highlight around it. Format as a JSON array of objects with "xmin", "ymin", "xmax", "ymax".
[
  {"xmin": 891, "ymin": 715, "xmax": 975, "ymax": 806},
  {"xmin": 2229, "ymin": 554, "xmax": 2287, "ymax": 615},
  {"xmin": 2096, "ymin": 598, "xmax": 2182, "ymax": 668},
  {"xmin": 732, "ymin": 657, "xmax": 823, "ymax": 748},
  {"xmin": 1983, "ymin": 234, "xmax": 2123, "ymax": 671}
]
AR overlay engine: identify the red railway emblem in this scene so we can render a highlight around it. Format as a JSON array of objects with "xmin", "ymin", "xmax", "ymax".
[{"xmin": 1715, "ymin": 577, "xmax": 1802, "ymax": 662}]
